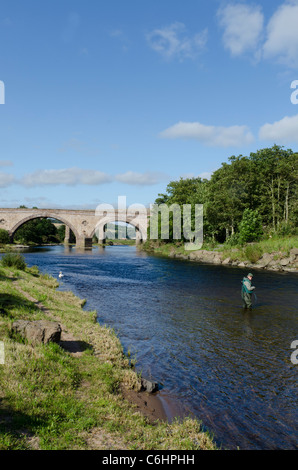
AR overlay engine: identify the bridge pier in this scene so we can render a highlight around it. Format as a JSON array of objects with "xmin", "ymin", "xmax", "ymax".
[
  {"xmin": 76, "ymin": 237, "xmax": 93, "ymax": 249},
  {"xmin": 97, "ymin": 226, "xmax": 106, "ymax": 245},
  {"xmin": 64, "ymin": 225, "xmax": 70, "ymax": 244},
  {"xmin": 136, "ymin": 229, "xmax": 143, "ymax": 245}
]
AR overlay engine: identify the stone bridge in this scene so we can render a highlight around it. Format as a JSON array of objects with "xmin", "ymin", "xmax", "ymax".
[{"xmin": 0, "ymin": 207, "xmax": 149, "ymax": 248}]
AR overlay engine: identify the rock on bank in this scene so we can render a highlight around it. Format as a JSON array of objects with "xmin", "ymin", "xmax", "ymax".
[{"xmin": 169, "ymin": 247, "xmax": 298, "ymax": 273}]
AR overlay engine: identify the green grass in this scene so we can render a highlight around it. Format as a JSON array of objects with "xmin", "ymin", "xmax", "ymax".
[
  {"xmin": 143, "ymin": 235, "xmax": 298, "ymax": 265},
  {"xmin": 219, "ymin": 235, "xmax": 298, "ymax": 263},
  {"xmin": 0, "ymin": 265, "xmax": 217, "ymax": 450}
]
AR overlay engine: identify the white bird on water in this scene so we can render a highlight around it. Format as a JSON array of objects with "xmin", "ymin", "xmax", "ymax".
[{"xmin": 58, "ymin": 271, "xmax": 64, "ymax": 279}]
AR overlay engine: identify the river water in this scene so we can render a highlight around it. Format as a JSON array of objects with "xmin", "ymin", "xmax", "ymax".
[{"xmin": 6, "ymin": 245, "xmax": 298, "ymax": 450}]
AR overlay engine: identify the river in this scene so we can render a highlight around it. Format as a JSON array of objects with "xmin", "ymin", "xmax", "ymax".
[{"xmin": 5, "ymin": 245, "xmax": 298, "ymax": 450}]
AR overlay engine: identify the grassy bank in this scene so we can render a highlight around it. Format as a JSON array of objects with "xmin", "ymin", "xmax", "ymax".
[
  {"xmin": 142, "ymin": 235, "xmax": 298, "ymax": 265},
  {"xmin": 218, "ymin": 235, "xmax": 298, "ymax": 264},
  {"xmin": 0, "ymin": 260, "xmax": 217, "ymax": 450}
]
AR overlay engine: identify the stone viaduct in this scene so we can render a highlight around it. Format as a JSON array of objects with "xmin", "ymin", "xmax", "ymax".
[{"xmin": 0, "ymin": 207, "xmax": 149, "ymax": 249}]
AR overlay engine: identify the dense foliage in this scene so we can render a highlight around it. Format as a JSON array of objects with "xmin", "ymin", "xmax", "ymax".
[
  {"xmin": 14, "ymin": 217, "xmax": 61, "ymax": 245},
  {"xmin": 0, "ymin": 228, "xmax": 10, "ymax": 244},
  {"xmin": 153, "ymin": 145, "xmax": 298, "ymax": 243}
]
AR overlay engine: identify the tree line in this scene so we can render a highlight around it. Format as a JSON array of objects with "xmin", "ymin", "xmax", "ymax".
[{"xmin": 154, "ymin": 145, "xmax": 298, "ymax": 244}]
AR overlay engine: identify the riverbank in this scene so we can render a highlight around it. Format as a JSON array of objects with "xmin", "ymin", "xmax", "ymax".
[
  {"xmin": 0, "ymin": 262, "xmax": 217, "ymax": 450},
  {"xmin": 141, "ymin": 237, "xmax": 298, "ymax": 273}
]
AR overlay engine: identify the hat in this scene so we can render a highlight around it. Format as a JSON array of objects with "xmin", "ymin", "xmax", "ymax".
[{"xmin": 247, "ymin": 273, "xmax": 253, "ymax": 277}]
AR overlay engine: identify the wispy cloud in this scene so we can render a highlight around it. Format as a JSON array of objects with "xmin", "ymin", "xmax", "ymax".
[
  {"xmin": 109, "ymin": 29, "xmax": 131, "ymax": 52},
  {"xmin": 58, "ymin": 138, "xmax": 100, "ymax": 156},
  {"xmin": 146, "ymin": 22, "xmax": 208, "ymax": 61},
  {"xmin": 0, "ymin": 168, "xmax": 165, "ymax": 188},
  {"xmin": 20, "ymin": 168, "xmax": 112, "ymax": 187},
  {"xmin": 159, "ymin": 121, "xmax": 254, "ymax": 147},
  {"xmin": 0, "ymin": 160, "xmax": 13, "ymax": 167},
  {"xmin": 217, "ymin": 3, "xmax": 264, "ymax": 57},
  {"xmin": 0, "ymin": 172, "xmax": 15, "ymax": 188},
  {"xmin": 115, "ymin": 171, "xmax": 166, "ymax": 186},
  {"xmin": 62, "ymin": 12, "xmax": 80, "ymax": 43},
  {"xmin": 259, "ymin": 114, "xmax": 298, "ymax": 143}
]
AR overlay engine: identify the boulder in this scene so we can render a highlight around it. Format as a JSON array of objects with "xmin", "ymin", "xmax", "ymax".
[
  {"xmin": 238, "ymin": 262, "xmax": 247, "ymax": 267},
  {"xmin": 290, "ymin": 248, "xmax": 298, "ymax": 257},
  {"xmin": 280, "ymin": 258, "xmax": 291, "ymax": 266},
  {"xmin": 11, "ymin": 320, "xmax": 62, "ymax": 345},
  {"xmin": 257, "ymin": 253, "xmax": 273, "ymax": 268},
  {"xmin": 140, "ymin": 377, "xmax": 159, "ymax": 393},
  {"xmin": 222, "ymin": 257, "xmax": 231, "ymax": 265}
]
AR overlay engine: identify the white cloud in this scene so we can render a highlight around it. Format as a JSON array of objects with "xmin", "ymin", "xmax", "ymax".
[
  {"xmin": 146, "ymin": 22, "xmax": 208, "ymax": 61},
  {"xmin": 0, "ymin": 172, "xmax": 15, "ymax": 187},
  {"xmin": 259, "ymin": 114, "xmax": 298, "ymax": 143},
  {"xmin": 115, "ymin": 171, "xmax": 165, "ymax": 186},
  {"xmin": 217, "ymin": 3, "xmax": 264, "ymax": 56},
  {"xmin": 20, "ymin": 168, "xmax": 112, "ymax": 187},
  {"xmin": 159, "ymin": 121, "xmax": 255, "ymax": 147},
  {"xmin": 263, "ymin": 2, "xmax": 298, "ymax": 68}
]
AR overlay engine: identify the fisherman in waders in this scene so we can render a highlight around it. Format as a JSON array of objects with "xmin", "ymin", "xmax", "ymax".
[{"xmin": 241, "ymin": 273, "xmax": 256, "ymax": 309}]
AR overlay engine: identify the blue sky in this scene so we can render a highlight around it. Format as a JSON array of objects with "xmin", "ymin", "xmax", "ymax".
[{"xmin": 0, "ymin": 0, "xmax": 298, "ymax": 210}]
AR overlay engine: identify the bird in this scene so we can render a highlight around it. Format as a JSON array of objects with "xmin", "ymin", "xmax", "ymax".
[{"xmin": 58, "ymin": 271, "xmax": 64, "ymax": 279}]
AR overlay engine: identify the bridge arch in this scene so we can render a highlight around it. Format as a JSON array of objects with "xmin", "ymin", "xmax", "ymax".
[
  {"xmin": 92, "ymin": 214, "xmax": 147, "ymax": 244},
  {"xmin": 9, "ymin": 212, "xmax": 80, "ymax": 243}
]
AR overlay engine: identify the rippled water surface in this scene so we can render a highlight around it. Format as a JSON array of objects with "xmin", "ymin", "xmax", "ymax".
[{"xmin": 11, "ymin": 245, "xmax": 298, "ymax": 449}]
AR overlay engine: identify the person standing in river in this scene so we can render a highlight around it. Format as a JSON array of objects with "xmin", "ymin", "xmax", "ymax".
[{"xmin": 241, "ymin": 273, "xmax": 256, "ymax": 309}]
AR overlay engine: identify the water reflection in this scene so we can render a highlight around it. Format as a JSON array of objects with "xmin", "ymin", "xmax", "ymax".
[{"xmin": 3, "ymin": 245, "xmax": 297, "ymax": 450}]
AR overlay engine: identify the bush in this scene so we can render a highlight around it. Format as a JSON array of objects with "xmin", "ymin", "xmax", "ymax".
[
  {"xmin": 225, "ymin": 232, "xmax": 242, "ymax": 247},
  {"xmin": 244, "ymin": 244, "xmax": 263, "ymax": 263},
  {"xmin": 0, "ymin": 229, "xmax": 10, "ymax": 245},
  {"xmin": 239, "ymin": 209, "xmax": 263, "ymax": 243},
  {"xmin": 1, "ymin": 253, "xmax": 27, "ymax": 270}
]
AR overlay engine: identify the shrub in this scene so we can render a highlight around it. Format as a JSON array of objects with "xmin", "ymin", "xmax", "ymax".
[
  {"xmin": 1, "ymin": 253, "xmax": 27, "ymax": 270},
  {"xmin": 239, "ymin": 209, "xmax": 263, "ymax": 243},
  {"xmin": 225, "ymin": 232, "xmax": 242, "ymax": 247},
  {"xmin": 244, "ymin": 244, "xmax": 263, "ymax": 263}
]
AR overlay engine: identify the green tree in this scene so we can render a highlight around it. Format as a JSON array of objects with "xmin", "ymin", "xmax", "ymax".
[
  {"xmin": 239, "ymin": 209, "xmax": 263, "ymax": 243},
  {"xmin": 153, "ymin": 177, "xmax": 208, "ymax": 242},
  {"xmin": 207, "ymin": 156, "xmax": 251, "ymax": 240},
  {"xmin": 14, "ymin": 218, "xmax": 59, "ymax": 244},
  {"xmin": 249, "ymin": 145, "xmax": 298, "ymax": 230}
]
